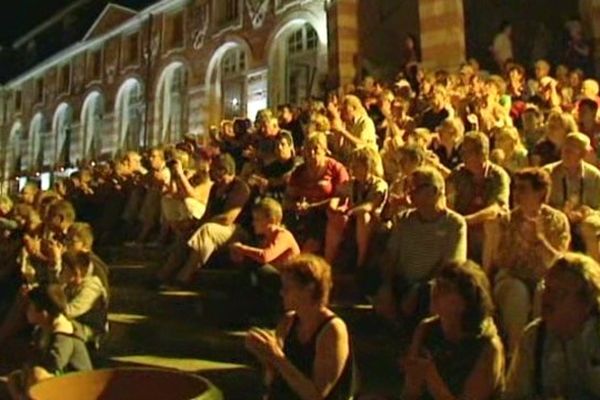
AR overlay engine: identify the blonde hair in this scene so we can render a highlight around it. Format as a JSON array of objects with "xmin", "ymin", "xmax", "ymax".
[
  {"xmin": 343, "ymin": 95, "xmax": 367, "ymax": 115},
  {"xmin": 565, "ymin": 132, "xmax": 592, "ymax": 152},
  {"xmin": 310, "ymin": 114, "xmax": 331, "ymax": 133},
  {"xmin": 349, "ymin": 147, "xmax": 384, "ymax": 177},
  {"xmin": 173, "ymin": 149, "xmax": 190, "ymax": 170},
  {"xmin": 0, "ymin": 195, "xmax": 13, "ymax": 212},
  {"xmin": 253, "ymin": 198, "xmax": 283, "ymax": 225},
  {"xmin": 220, "ymin": 119, "xmax": 233, "ymax": 130},
  {"xmin": 305, "ymin": 132, "xmax": 329, "ymax": 152},
  {"xmin": 438, "ymin": 118, "xmax": 465, "ymax": 140},
  {"xmin": 67, "ymin": 222, "xmax": 95, "ymax": 250},
  {"xmin": 495, "ymin": 126, "xmax": 525, "ymax": 153},
  {"xmin": 547, "ymin": 110, "xmax": 578, "ymax": 134}
]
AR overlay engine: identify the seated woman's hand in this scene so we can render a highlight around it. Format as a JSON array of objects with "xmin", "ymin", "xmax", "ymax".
[
  {"xmin": 245, "ymin": 328, "xmax": 285, "ymax": 362},
  {"xmin": 404, "ymin": 352, "xmax": 437, "ymax": 387}
]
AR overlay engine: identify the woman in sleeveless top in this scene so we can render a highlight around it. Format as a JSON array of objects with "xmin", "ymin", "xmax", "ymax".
[
  {"xmin": 403, "ymin": 260, "xmax": 505, "ymax": 400},
  {"xmin": 246, "ymin": 254, "xmax": 354, "ymax": 400}
]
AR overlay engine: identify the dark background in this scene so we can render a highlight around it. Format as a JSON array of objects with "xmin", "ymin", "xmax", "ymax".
[
  {"xmin": 0, "ymin": 0, "xmax": 75, "ymax": 46},
  {"xmin": 0, "ymin": 0, "xmax": 154, "ymax": 46}
]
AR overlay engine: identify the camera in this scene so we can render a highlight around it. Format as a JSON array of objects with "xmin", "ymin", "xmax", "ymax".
[{"xmin": 166, "ymin": 158, "xmax": 178, "ymax": 169}]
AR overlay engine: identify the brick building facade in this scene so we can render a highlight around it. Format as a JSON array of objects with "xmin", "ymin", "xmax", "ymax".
[{"xmin": 0, "ymin": 0, "xmax": 347, "ymax": 188}]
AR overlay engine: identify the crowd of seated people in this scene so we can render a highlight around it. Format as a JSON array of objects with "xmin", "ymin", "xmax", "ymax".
[{"xmin": 2, "ymin": 56, "xmax": 600, "ymax": 399}]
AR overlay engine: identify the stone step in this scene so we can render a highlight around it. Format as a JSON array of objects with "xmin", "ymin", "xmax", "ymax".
[
  {"xmin": 108, "ymin": 263, "xmax": 157, "ymax": 287},
  {"xmin": 101, "ymin": 245, "xmax": 369, "ymax": 305},
  {"xmin": 99, "ymin": 247, "xmax": 401, "ymax": 398},
  {"xmin": 105, "ymin": 312, "xmax": 252, "ymax": 365},
  {"xmin": 97, "ymin": 245, "xmax": 166, "ymax": 265}
]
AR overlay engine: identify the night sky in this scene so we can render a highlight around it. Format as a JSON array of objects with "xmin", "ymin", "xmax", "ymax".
[
  {"xmin": 0, "ymin": 0, "xmax": 154, "ymax": 47},
  {"xmin": 0, "ymin": 0, "xmax": 75, "ymax": 46}
]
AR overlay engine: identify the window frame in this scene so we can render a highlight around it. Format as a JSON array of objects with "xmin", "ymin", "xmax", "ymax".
[
  {"xmin": 211, "ymin": 0, "xmax": 243, "ymax": 36},
  {"xmin": 121, "ymin": 32, "xmax": 141, "ymax": 68},
  {"xmin": 57, "ymin": 63, "xmax": 72, "ymax": 95},
  {"xmin": 35, "ymin": 78, "xmax": 44, "ymax": 104}
]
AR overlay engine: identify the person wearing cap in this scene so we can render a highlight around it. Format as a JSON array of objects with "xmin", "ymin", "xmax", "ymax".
[
  {"xmin": 375, "ymin": 166, "xmax": 466, "ymax": 327},
  {"xmin": 544, "ymin": 132, "xmax": 600, "ymax": 262}
]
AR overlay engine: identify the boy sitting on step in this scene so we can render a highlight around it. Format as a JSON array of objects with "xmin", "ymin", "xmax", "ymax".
[
  {"xmin": 60, "ymin": 250, "xmax": 109, "ymax": 344},
  {"xmin": 7, "ymin": 285, "xmax": 93, "ymax": 400},
  {"xmin": 229, "ymin": 198, "xmax": 300, "ymax": 321}
]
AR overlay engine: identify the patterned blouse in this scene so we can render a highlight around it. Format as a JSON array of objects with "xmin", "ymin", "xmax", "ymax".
[{"xmin": 495, "ymin": 205, "xmax": 570, "ymax": 286}]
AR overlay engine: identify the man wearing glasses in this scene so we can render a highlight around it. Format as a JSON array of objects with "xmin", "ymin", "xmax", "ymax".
[{"xmin": 374, "ymin": 167, "xmax": 467, "ymax": 329}]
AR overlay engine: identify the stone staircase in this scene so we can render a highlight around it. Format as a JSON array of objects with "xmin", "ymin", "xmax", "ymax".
[{"xmin": 96, "ymin": 245, "xmax": 405, "ymax": 399}]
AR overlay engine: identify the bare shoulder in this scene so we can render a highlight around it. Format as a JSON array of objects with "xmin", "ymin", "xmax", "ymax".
[{"xmin": 317, "ymin": 315, "xmax": 349, "ymax": 345}]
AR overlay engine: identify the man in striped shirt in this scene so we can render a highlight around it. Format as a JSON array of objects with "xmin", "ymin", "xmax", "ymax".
[{"xmin": 375, "ymin": 167, "xmax": 467, "ymax": 326}]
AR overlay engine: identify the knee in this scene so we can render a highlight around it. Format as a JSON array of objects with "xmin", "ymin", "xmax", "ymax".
[
  {"xmin": 31, "ymin": 366, "xmax": 53, "ymax": 383},
  {"xmin": 494, "ymin": 277, "xmax": 530, "ymax": 308},
  {"xmin": 354, "ymin": 210, "xmax": 372, "ymax": 226},
  {"xmin": 579, "ymin": 218, "xmax": 600, "ymax": 239},
  {"xmin": 326, "ymin": 213, "xmax": 347, "ymax": 233},
  {"xmin": 373, "ymin": 286, "xmax": 397, "ymax": 321},
  {"xmin": 195, "ymin": 223, "xmax": 218, "ymax": 242}
]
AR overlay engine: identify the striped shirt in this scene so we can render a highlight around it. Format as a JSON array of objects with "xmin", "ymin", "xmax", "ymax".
[{"xmin": 385, "ymin": 208, "xmax": 467, "ymax": 282}]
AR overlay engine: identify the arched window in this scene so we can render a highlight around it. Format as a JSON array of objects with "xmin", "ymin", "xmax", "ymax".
[
  {"xmin": 156, "ymin": 62, "xmax": 187, "ymax": 144},
  {"xmin": 29, "ymin": 113, "xmax": 47, "ymax": 171},
  {"xmin": 7, "ymin": 121, "xmax": 24, "ymax": 176},
  {"xmin": 221, "ymin": 47, "xmax": 247, "ymax": 119},
  {"xmin": 287, "ymin": 23, "xmax": 318, "ymax": 55},
  {"xmin": 268, "ymin": 20, "xmax": 326, "ymax": 108},
  {"xmin": 53, "ymin": 103, "xmax": 74, "ymax": 166},
  {"xmin": 115, "ymin": 79, "xmax": 143, "ymax": 152},
  {"xmin": 285, "ymin": 23, "xmax": 319, "ymax": 105},
  {"xmin": 81, "ymin": 92, "xmax": 105, "ymax": 160}
]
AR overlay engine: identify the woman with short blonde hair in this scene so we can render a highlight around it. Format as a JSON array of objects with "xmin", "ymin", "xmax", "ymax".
[
  {"xmin": 325, "ymin": 147, "xmax": 388, "ymax": 269},
  {"xmin": 246, "ymin": 254, "xmax": 354, "ymax": 400}
]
